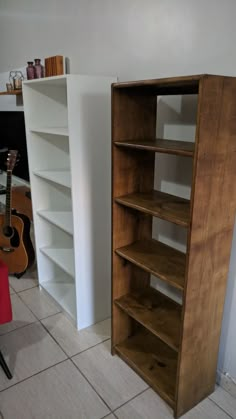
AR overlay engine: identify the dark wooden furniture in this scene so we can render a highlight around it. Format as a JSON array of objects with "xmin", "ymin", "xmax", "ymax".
[{"xmin": 111, "ymin": 74, "xmax": 236, "ymax": 417}]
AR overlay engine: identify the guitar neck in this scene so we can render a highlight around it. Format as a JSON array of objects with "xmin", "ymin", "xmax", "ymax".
[{"xmin": 5, "ymin": 170, "xmax": 12, "ymax": 227}]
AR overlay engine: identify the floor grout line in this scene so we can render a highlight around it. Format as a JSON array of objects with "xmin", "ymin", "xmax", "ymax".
[
  {"xmin": 71, "ymin": 356, "xmax": 114, "ymax": 413},
  {"xmin": 39, "ymin": 311, "xmax": 111, "ymax": 358},
  {"xmin": 100, "ymin": 413, "xmax": 114, "ymax": 419},
  {"xmin": 70, "ymin": 337, "xmax": 111, "ymax": 358},
  {"xmin": 37, "ymin": 311, "xmax": 63, "ymax": 321},
  {"xmin": 111, "ymin": 387, "xmax": 150, "ymax": 416},
  {"xmin": 0, "ymin": 306, "xmax": 64, "ymax": 338},
  {"xmin": 15, "ymin": 286, "xmax": 62, "ymax": 322},
  {"xmin": 10, "ymin": 284, "xmax": 38, "ymax": 293},
  {"xmin": 0, "ymin": 358, "xmax": 68, "ymax": 394},
  {"xmin": 208, "ymin": 397, "xmax": 235, "ymax": 419},
  {"xmin": 0, "ymin": 318, "xmax": 38, "ymax": 338},
  {"xmin": 70, "ymin": 353, "xmax": 150, "ymax": 417},
  {"xmin": 14, "ymin": 286, "xmax": 42, "ymax": 323},
  {"xmin": 39, "ymin": 321, "xmax": 69, "ymax": 359}
]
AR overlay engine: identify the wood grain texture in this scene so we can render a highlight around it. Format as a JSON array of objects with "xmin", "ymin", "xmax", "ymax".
[
  {"xmin": 112, "ymin": 74, "xmax": 204, "ymax": 95},
  {"xmin": 115, "ymin": 139, "xmax": 194, "ymax": 157},
  {"xmin": 0, "ymin": 90, "xmax": 22, "ymax": 96},
  {"xmin": 115, "ymin": 190, "xmax": 190, "ymax": 227},
  {"xmin": 175, "ymin": 75, "xmax": 236, "ymax": 417},
  {"xmin": 115, "ymin": 327, "xmax": 178, "ymax": 407},
  {"xmin": 116, "ymin": 239, "xmax": 186, "ymax": 291},
  {"xmin": 112, "ymin": 89, "xmax": 156, "ymax": 348},
  {"xmin": 115, "ymin": 287, "xmax": 182, "ymax": 351}
]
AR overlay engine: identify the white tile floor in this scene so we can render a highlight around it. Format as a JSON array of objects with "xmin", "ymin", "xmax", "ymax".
[{"xmin": 0, "ymin": 269, "xmax": 236, "ymax": 419}]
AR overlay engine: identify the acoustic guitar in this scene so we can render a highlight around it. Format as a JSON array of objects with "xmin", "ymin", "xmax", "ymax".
[{"xmin": 0, "ymin": 150, "xmax": 35, "ymax": 278}]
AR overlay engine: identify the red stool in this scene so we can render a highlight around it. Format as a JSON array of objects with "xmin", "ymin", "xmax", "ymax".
[{"xmin": 0, "ymin": 260, "xmax": 13, "ymax": 379}]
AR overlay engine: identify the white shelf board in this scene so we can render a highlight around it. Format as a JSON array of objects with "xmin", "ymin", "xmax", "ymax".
[
  {"xmin": 23, "ymin": 75, "xmax": 67, "ymax": 87},
  {"xmin": 30, "ymin": 127, "xmax": 69, "ymax": 136},
  {"xmin": 41, "ymin": 281, "xmax": 76, "ymax": 320},
  {"xmin": 40, "ymin": 247, "xmax": 75, "ymax": 277},
  {"xmin": 34, "ymin": 170, "xmax": 71, "ymax": 188},
  {"xmin": 37, "ymin": 210, "xmax": 73, "ymax": 235}
]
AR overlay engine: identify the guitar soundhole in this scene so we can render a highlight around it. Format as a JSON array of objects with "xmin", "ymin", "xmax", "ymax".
[
  {"xmin": 3, "ymin": 225, "xmax": 14, "ymax": 238},
  {"xmin": 11, "ymin": 228, "xmax": 20, "ymax": 247},
  {"xmin": 2, "ymin": 226, "xmax": 20, "ymax": 247}
]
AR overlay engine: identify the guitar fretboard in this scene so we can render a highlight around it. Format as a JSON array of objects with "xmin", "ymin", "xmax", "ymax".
[{"xmin": 5, "ymin": 170, "xmax": 12, "ymax": 227}]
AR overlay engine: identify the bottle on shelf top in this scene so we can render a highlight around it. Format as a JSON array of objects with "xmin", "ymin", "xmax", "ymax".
[
  {"xmin": 26, "ymin": 62, "xmax": 35, "ymax": 80},
  {"xmin": 34, "ymin": 59, "xmax": 44, "ymax": 78}
]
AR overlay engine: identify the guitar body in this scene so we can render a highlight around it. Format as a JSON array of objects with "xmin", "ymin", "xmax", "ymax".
[{"xmin": 0, "ymin": 211, "xmax": 35, "ymax": 276}]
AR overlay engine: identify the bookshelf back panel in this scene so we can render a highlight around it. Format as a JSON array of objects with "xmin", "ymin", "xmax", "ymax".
[
  {"xmin": 31, "ymin": 176, "xmax": 72, "ymax": 212},
  {"xmin": 23, "ymin": 83, "xmax": 68, "ymax": 128},
  {"xmin": 35, "ymin": 215, "xmax": 74, "ymax": 250},
  {"xmin": 38, "ymin": 257, "xmax": 74, "ymax": 285},
  {"xmin": 28, "ymin": 132, "xmax": 70, "ymax": 171}
]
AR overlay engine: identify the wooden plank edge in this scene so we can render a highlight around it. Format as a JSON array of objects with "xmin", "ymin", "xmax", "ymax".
[
  {"xmin": 114, "ymin": 197, "xmax": 189, "ymax": 227},
  {"xmin": 114, "ymin": 141, "xmax": 194, "ymax": 157},
  {"xmin": 115, "ymin": 249, "xmax": 185, "ymax": 292}
]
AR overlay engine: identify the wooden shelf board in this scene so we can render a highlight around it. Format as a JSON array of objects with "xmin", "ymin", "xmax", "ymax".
[
  {"xmin": 0, "ymin": 90, "xmax": 22, "ymax": 96},
  {"xmin": 115, "ymin": 327, "xmax": 177, "ymax": 407},
  {"xmin": 40, "ymin": 247, "xmax": 75, "ymax": 277},
  {"xmin": 37, "ymin": 210, "xmax": 73, "ymax": 235},
  {"xmin": 115, "ymin": 190, "xmax": 190, "ymax": 227},
  {"xmin": 115, "ymin": 239, "xmax": 186, "ymax": 291},
  {"xmin": 112, "ymin": 74, "xmax": 205, "ymax": 94},
  {"xmin": 115, "ymin": 287, "xmax": 182, "ymax": 352},
  {"xmin": 34, "ymin": 170, "xmax": 71, "ymax": 188},
  {"xmin": 114, "ymin": 139, "xmax": 194, "ymax": 157}
]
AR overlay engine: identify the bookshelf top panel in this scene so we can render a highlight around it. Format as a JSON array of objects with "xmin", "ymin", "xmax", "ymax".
[{"xmin": 112, "ymin": 74, "xmax": 223, "ymax": 95}]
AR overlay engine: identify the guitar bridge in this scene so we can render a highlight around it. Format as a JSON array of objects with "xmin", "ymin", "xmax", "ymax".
[{"xmin": 0, "ymin": 246, "xmax": 14, "ymax": 253}]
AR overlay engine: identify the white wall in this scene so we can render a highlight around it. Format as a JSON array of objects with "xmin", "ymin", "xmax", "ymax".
[{"xmin": 1, "ymin": 0, "xmax": 236, "ymax": 383}]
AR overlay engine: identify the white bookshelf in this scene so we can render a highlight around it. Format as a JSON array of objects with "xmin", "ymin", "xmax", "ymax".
[{"xmin": 23, "ymin": 74, "xmax": 116, "ymax": 329}]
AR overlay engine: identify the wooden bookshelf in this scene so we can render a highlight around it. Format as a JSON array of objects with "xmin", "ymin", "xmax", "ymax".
[{"xmin": 112, "ymin": 74, "xmax": 236, "ymax": 417}]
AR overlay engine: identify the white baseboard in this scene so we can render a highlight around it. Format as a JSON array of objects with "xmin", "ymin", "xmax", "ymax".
[{"xmin": 217, "ymin": 370, "xmax": 236, "ymax": 398}]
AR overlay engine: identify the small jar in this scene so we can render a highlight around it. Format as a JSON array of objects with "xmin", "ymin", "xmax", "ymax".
[
  {"xmin": 34, "ymin": 58, "xmax": 44, "ymax": 78},
  {"xmin": 26, "ymin": 62, "xmax": 35, "ymax": 80}
]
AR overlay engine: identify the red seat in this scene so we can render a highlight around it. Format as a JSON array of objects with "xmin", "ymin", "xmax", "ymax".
[{"xmin": 0, "ymin": 260, "xmax": 13, "ymax": 379}]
